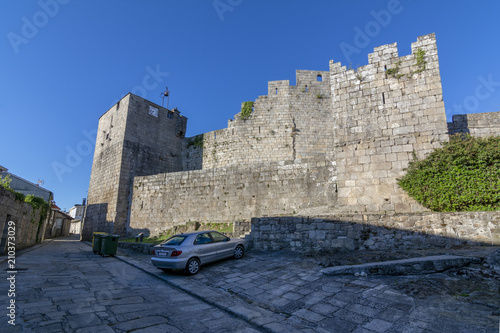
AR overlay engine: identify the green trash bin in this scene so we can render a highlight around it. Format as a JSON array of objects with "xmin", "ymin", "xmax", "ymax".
[
  {"xmin": 100, "ymin": 234, "xmax": 120, "ymax": 257},
  {"xmin": 92, "ymin": 232, "xmax": 107, "ymax": 254}
]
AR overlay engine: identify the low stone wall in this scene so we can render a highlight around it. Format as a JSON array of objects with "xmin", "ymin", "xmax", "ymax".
[
  {"xmin": 0, "ymin": 187, "xmax": 46, "ymax": 252},
  {"xmin": 249, "ymin": 211, "xmax": 500, "ymax": 252},
  {"xmin": 234, "ymin": 221, "xmax": 251, "ymax": 237},
  {"xmin": 118, "ymin": 241, "xmax": 156, "ymax": 254}
]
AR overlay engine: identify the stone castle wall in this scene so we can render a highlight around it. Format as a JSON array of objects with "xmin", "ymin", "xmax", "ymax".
[
  {"xmin": 129, "ymin": 158, "xmax": 337, "ymax": 236},
  {"xmin": 83, "ymin": 34, "xmax": 500, "ymax": 243},
  {"xmin": 448, "ymin": 111, "xmax": 500, "ymax": 137},
  {"xmin": 332, "ymin": 33, "xmax": 449, "ymax": 214},
  {"xmin": 182, "ymin": 70, "xmax": 334, "ymax": 171}
]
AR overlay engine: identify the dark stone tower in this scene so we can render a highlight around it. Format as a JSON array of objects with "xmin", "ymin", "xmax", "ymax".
[{"xmin": 82, "ymin": 93, "xmax": 187, "ymax": 240}]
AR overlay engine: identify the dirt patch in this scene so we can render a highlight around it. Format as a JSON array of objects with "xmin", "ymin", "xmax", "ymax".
[
  {"xmin": 307, "ymin": 247, "xmax": 500, "ymax": 313},
  {"xmin": 391, "ymin": 264, "xmax": 500, "ymax": 312}
]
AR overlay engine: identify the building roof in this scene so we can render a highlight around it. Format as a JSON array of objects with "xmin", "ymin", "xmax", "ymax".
[
  {"xmin": 54, "ymin": 210, "xmax": 74, "ymax": 220},
  {"xmin": 1, "ymin": 171, "xmax": 52, "ymax": 195}
]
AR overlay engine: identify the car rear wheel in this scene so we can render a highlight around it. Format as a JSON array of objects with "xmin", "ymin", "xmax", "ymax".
[
  {"xmin": 234, "ymin": 245, "xmax": 244, "ymax": 259},
  {"xmin": 185, "ymin": 258, "xmax": 200, "ymax": 275}
]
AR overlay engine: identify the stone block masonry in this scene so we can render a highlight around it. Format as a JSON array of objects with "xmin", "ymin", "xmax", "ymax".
[
  {"xmin": 331, "ymin": 33, "xmax": 449, "ymax": 214},
  {"xmin": 447, "ymin": 111, "xmax": 500, "ymax": 137},
  {"xmin": 249, "ymin": 211, "xmax": 500, "ymax": 252},
  {"xmin": 129, "ymin": 158, "xmax": 337, "ymax": 237},
  {"xmin": 82, "ymin": 94, "xmax": 187, "ymax": 240},
  {"xmin": 83, "ymin": 33, "xmax": 500, "ymax": 245},
  {"xmin": 182, "ymin": 69, "xmax": 334, "ymax": 171},
  {"xmin": 0, "ymin": 186, "xmax": 47, "ymax": 251}
]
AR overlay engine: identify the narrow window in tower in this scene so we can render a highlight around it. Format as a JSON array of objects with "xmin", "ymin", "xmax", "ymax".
[
  {"xmin": 116, "ymin": 101, "xmax": 120, "ymax": 110},
  {"xmin": 275, "ymin": 88, "xmax": 278, "ymax": 95},
  {"xmin": 214, "ymin": 132, "xmax": 216, "ymax": 140},
  {"xmin": 317, "ymin": 75, "xmax": 323, "ymax": 82},
  {"xmin": 382, "ymin": 92, "xmax": 386, "ymax": 104},
  {"xmin": 305, "ymin": 85, "xmax": 308, "ymax": 92}
]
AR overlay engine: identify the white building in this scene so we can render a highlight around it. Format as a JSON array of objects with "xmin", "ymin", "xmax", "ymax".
[{"xmin": 68, "ymin": 201, "xmax": 85, "ymax": 235}]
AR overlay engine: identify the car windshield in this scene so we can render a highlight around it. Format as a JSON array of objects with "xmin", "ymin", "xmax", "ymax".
[{"xmin": 161, "ymin": 235, "xmax": 187, "ymax": 246}]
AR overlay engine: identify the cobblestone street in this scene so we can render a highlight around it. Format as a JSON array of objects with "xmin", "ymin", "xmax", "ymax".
[
  {"xmin": 0, "ymin": 236, "xmax": 258, "ymax": 332},
  {"xmin": 0, "ymin": 235, "xmax": 499, "ymax": 332},
  {"xmin": 119, "ymin": 243, "xmax": 500, "ymax": 333}
]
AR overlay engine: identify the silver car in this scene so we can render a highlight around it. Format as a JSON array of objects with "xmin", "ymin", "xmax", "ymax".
[{"xmin": 151, "ymin": 230, "xmax": 247, "ymax": 275}]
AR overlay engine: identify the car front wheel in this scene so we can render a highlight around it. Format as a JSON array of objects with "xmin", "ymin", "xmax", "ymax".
[
  {"xmin": 185, "ymin": 258, "xmax": 200, "ymax": 275},
  {"xmin": 234, "ymin": 245, "xmax": 244, "ymax": 259}
]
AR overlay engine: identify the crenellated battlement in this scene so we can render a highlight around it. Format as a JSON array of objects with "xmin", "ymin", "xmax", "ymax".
[
  {"xmin": 330, "ymin": 33, "xmax": 446, "ymax": 145},
  {"xmin": 329, "ymin": 33, "xmax": 451, "ymax": 214}
]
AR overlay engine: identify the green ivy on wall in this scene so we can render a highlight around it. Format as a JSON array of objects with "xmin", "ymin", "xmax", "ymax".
[
  {"xmin": 0, "ymin": 175, "xmax": 51, "ymax": 226},
  {"xmin": 385, "ymin": 48, "xmax": 427, "ymax": 79},
  {"xmin": 187, "ymin": 134, "xmax": 204, "ymax": 149},
  {"xmin": 413, "ymin": 48, "xmax": 427, "ymax": 73}
]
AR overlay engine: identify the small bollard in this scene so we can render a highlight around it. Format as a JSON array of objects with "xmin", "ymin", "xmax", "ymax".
[{"xmin": 135, "ymin": 233, "xmax": 144, "ymax": 243}]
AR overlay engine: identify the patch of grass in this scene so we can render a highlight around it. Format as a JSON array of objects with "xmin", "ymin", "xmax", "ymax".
[{"xmin": 121, "ymin": 221, "xmax": 234, "ymax": 244}]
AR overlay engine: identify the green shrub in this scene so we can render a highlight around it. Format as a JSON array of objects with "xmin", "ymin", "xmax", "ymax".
[
  {"xmin": 240, "ymin": 101, "xmax": 254, "ymax": 121},
  {"xmin": 25, "ymin": 194, "xmax": 51, "ymax": 225},
  {"xmin": 187, "ymin": 134, "xmax": 204, "ymax": 149},
  {"xmin": 1, "ymin": 175, "xmax": 50, "ymax": 221},
  {"xmin": 398, "ymin": 134, "xmax": 500, "ymax": 212},
  {"xmin": 1, "ymin": 175, "xmax": 25, "ymax": 202}
]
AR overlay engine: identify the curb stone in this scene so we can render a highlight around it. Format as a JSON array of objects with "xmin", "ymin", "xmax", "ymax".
[{"xmin": 321, "ymin": 255, "xmax": 482, "ymax": 276}]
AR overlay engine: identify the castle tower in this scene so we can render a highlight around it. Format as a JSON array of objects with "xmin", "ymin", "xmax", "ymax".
[
  {"xmin": 82, "ymin": 93, "xmax": 187, "ymax": 240},
  {"xmin": 330, "ymin": 33, "xmax": 449, "ymax": 213}
]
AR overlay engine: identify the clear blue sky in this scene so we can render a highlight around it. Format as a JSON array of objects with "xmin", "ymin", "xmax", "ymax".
[{"xmin": 1, "ymin": 0, "xmax": 499, "ymax": 211}]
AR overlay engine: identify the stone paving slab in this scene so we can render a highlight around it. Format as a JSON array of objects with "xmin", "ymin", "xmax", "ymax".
[
  {"xmin": 109, "ymin": 245, "xmax": 299, "ymax": 333},
  {"xmin": 321, "ymin": 255, "xmax": 482, "ymax": 276},
  {"xmin": 114, "ymin": 245, "xmax": 500, "ymax": 332},
  {"xmin": 0, "ymin": 236, "xmax": 268, "ymax": 332},
  {"xmin": 1, "ymin": 236, "xmax": 499, "ymax": 332}
]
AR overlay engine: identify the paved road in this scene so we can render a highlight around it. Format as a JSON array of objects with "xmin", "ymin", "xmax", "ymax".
[{"xmin": 0, "ymin": 235, "xmax": 259, "ymax": 332}]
